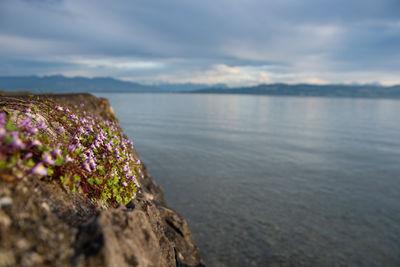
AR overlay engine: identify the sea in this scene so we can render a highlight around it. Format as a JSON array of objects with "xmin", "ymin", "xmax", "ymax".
[{"xmin": 95, "ymin": 93, "xmax": 400, "ymax": 266}]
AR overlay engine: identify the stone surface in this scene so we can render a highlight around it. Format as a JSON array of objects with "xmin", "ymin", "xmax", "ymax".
[{"xmin": 0, "ymin": 93, "xmax": 204, "ymax": 267}]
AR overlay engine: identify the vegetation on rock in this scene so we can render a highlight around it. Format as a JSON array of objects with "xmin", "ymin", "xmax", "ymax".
[{"xmin": 0, "ymin": 96, "xmax": 142, "ymax": 206}]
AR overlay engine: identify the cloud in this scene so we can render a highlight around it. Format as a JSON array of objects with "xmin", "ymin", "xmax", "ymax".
[{"xmin": 0, "ymin": 0, "xmax": 399, "ymax": 85}]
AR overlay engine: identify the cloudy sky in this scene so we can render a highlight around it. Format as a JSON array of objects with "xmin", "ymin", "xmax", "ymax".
[{"xmin": 1, "ymin": 0, "xmax": 399, "ymax": 86}]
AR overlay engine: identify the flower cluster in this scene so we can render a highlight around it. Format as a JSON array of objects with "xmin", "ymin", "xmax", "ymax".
[{"xmin": 0, "ymin": 98, "xmax": 142, "ymax": 206}]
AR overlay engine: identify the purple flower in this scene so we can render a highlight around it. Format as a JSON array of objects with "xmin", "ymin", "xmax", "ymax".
[
  {"xmin": 68, "ymin": 144, "xmax": 76, "ymax": 153},
  {"xmin": 31, "ymin": 163, "xmax": 48, "ymax": 176},
  {"xmin": 65, "ymin": 155, "xmax": 73, "ymax": 163},
  {"xmin": 105, "ymin": 141, "xmax": 112, "ymax": 151},
  {"xmin": 18, "ymin": 117, "xmax": 32, "ymax": 128},
  {"xmin": 56, "ymin": 125, "xmax": 65, "ymax": 133},
  {"xmin": 0, "ymin": 113, "xmax": 6, "ymax": 126},
  {"xmin": 89, "ymin": 158, "xmax": 97, "ymax": 170},
  {"xmin": 10, "ymin": 132, "xmax": 25, "ymax": 149},
  {"xmin": 55, "ymin": 105, "xmax": 63, "ymax": 111},
  {"xmin": 82, "ymin": 161, "xmax": 91, "ymax": 172},
  {"xmin": 0, "ymin": 128, "xmax": 6, "ymax": 138},
  {"xmin": 23, "ymin": 152, "xmax": 33, "ymax": 160},
  {"xmin": 122, "ymin": 181, "xmax": 128, "ymax": 187},
  {"xmin": 69, "ymin": 114, "xmax": 78, "ymax": 121},
  {"xmin": 51, "ymin": 145, "xmax": 61, "ymax": 157},
  {"xmin": 42, "ymin": 152, "xmax": 55, "ymax": 165},
  {"xmin": 31, "ymin": 139, "xmax": 42, "ymax": 147},
  {"xmin": 38, "ymin": 120, "xmax": 46, "ymax": 130},
  {"xmin": 27, "ymin": 127, "xmax": 38, "ymax": 135}
]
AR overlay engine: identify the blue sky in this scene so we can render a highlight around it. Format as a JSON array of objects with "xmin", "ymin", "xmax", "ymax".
[{"xmin": 1, "ymin": 0, "xmax": 399, "ymax": 86}]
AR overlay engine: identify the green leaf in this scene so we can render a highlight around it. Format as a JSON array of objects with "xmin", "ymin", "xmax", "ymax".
[
  {"xmin": 102, "ymin": 192, "xmax": 109, "ymax": 201},
  {"xmin": 69, "ymin": 182, "xmax": 76, "ymax": 192},
  {"xmin": 33, "ymin": 105, "xmax": 38, "ymax": 113},
  {"xmin": 73, "ymin": 174, "xmax": 80, "ymax": 181},
  {"xmin": 88, "ymin": 178, "xmax": 94, "ymax": 185},
  {"xmin": 60, "ymin": 176, "xmax": 64, "ymax": 183},
  {"xmin": 5, "ymin": 121, "xmax": 18, "ymax": 131},
  {"xmin": 47, "ymin": 167, "xmax": 54, "ymax": 176},
  {"xmin": 95, "ymin": 178, "xmax": 102, "ymax": 185},
  {"xmin": 5, "ymin": 135, "xmax": 13, "ymax": 145},
  {"xmin": 116, "ymin": 195, "xmax": 122, "ymax": 203},
  {"xmin": 54, "ymin": 158, "xmax": 64, "ymax": 166},
  {"xmin": 0, "ymin": 161, "xmax": 7, "ymax": 169},
  {"xmin": 23, "ymin": 159, "xmax": 35, "ymax": 167}
]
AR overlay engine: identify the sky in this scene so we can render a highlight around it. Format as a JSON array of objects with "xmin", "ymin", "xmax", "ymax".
[{"xmin": 0, "ymin": 0, "xmax": 400, "ymax": 86}]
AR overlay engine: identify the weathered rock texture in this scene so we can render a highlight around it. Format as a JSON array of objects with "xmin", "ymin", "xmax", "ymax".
[{"xmin": 0, "ymin": 93, "xmax": 204, "ymax": 267}]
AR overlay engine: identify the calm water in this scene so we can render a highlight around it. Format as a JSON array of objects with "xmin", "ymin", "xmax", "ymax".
[{"xmin": 96, "ymin": 93, "xmax": 400, "ymax": 266}]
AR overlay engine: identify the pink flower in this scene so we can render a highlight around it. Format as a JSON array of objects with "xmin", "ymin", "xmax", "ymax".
[
  {"xmin": 31, "ymin": 139, "xmax": 41, "ymax": 147},
  {"xmin": 23, "ymin": 152, "xmax": 33, "ymax": 160},
  {"xmin": 65, "ymin": 155, "xmax": 74, "ymax": 163},
  {"xmin": 82, "ymin": 161, "xmax": 91, "ymax": 172},
  {"xmin": 38, "ymin": 120, "xmax": 46, "ymax": 130},
  {"xmin": 42, "ymin": 152, "xmax": 55, "ymax": 165},
  {"xmin": 31, "ymin": 163, "xmax": 48, "ymax": 176},
  {"xmin": 51, "ymin": 146, "xmax": 61, "ymax": 157}
]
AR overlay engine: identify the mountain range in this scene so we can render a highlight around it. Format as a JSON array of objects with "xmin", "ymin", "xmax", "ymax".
[{"xmin": 1, "ymin": 75, "xmax": 400, "ymax": 98}]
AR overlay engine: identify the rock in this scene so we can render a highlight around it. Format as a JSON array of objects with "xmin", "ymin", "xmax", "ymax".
[
  {"xmin": 0, "ymin": 93, "xmax": 204, "ymax": 266},
  {"xmin": 0, "ymin": 197, "xmax": 12, "ymax": 208}
]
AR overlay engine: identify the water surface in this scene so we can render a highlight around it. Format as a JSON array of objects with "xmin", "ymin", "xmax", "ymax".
[{"xmin": 96, "ymin": 93, "xmax": 400, "ymax": 266}]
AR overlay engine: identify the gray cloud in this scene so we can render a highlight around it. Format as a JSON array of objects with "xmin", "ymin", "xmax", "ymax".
[{"xmin": 0, "ymin": 0, "xmax": 399, "ymax": 85}]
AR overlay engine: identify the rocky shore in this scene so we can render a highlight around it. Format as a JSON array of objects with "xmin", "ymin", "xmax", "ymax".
[{"xmin": 0, "ymin": 93, "xmax": 204, "ymax": 267}]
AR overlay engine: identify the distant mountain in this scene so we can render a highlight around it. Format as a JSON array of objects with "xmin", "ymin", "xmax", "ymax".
[
  {"xmin": 0, "ymin": 75, "xmax": 230, "ymax": 93},
  {"xmin": 193, "ymin": 83, "xmax": 400, "ymax": 98},
  {"xmin": 0, "ymin": 75, "xmax": 159, "ymax": 93},
  {"xmin": 2, "ymin": 75, "xmax": 399, "ymax": 98},
  {"xmin": 156, "ymin": 82, "xmax": 228, "ymax": 92}
]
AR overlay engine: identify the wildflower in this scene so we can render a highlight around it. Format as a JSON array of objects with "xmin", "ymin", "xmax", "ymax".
[
  {"xmin": 69, "ymin": 114, "xmax": 78, "ymax": 121},
  {"xmin": 89, "ymin": 158, "xmax": 97, "ymax": 170},
  {"xmin": 42, "ymin": 152, "xmax": 55, "ymax": 165},
  {"xmin": 55, "ymin": 105, "xmax": 63, "ymax": 111},
  {"xmin": 51, "ymin": 145, "xmax": 61, "ymax": 157},
  {"xmin": 0, "ymin": 113, "xmax": 5, "ymax": 126},
  {"xmin": 105, "ymin": 141, "xmax": 113, "ymax": 151},
  {"xmin": 65, "ymin": 155, "xmax": 74, "ymax": 163},
  {"xmin": 27, "ymin": 127, "xmax": 38, "ymax": 135},
  {"xmin": 23, "ymin": 152, "xmax": 33, "ymax": 160},
  {"xmin": 56, "ymin": 125, "xmax": 65, "ymax": 133},
  {"xmin": 31, "ymin": 139, "xmax": 42, "ymax": 147},
  {"xmin": 10, "ymin": 132, "xmax": 25, "ymax": 149},
  {"xmin": 31, "ymin": 163, "xmax": 48, "ymax": 176},
  {"xmin": 38, "ymin": 120, "xmax": 47, "ymax": 130},
  {"xmin": 18, "ymin": 117, "xmax": 32, "ymax": 128},
  {"xmin": 68, "ymin": 144, "xmax": 76, "ymax": 153},
  {"xmin": 122, "ymin": 181, "xmax": 128, "ymax": 187},
  {"xmin": 0, "ymin": 128, "xmax": 6, "ymax": 138},
  {"xmin": 82, "ymin": 161, "xmax": 91, "ymax": 172}
]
